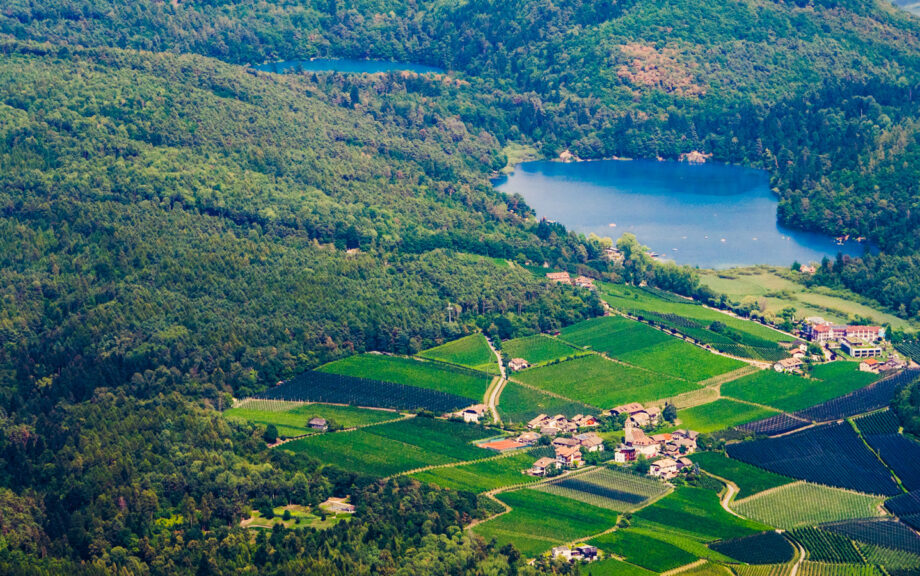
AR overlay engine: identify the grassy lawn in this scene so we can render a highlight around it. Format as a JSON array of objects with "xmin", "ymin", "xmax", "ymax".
[
  {"xmin": 319, "ymin": 353, "xmax": 491, "ymax": 401},
  {"xmin": 410, "ymin": 451, "xmax": 538, "ymax": 493},
  {"xmin": 473, "ymin": 489, "xmax": 619, "ymax": 557},
  {"xmin": 731, "ymin": 482, "xmax": 884, "ymax": 530},
  {"xmin": 224, "ymin": 400, "xmax": 397, "ymax": 438},
  {"xmin": 634, "ymin": 487, "xmax": 769, "ymax": 541},
  {"xmin": 590, "ymin": 530, "xmax": 698, "ymax": 572},
  {"xmin": 514, "ymin": 354, "xmax": 698, "ymax": 408},
  {"xmin": 560, "ymin": 316, "xmax": 744, "ymax": 382},
  {"xmin": 417, "ymin": 333, "xmax": 499, "ymax": 375},
  {"xmin": 689, "ymin": 452, "xmax": 794, "ymax": 498},
  {"xmin": 496, "ymin": 381, "xmax": 598, "ymax": 424},
  {"xmin": 283, "ymin": 417, "xmax": 493, "ymax": 477},
  {"xmin": 242, "ymin": 504, "xmax": 350, "ymax": 530},
  {"xmin": 677, "ymin": 399, "xmax": 779, "ymax": 433},
  {"xmin": 721, "ymin": 364, "xmax": 877, "ymax": 413},
  {"xmin": 501, "ymin": 334, "xmax": 585, "ymax": 366}
]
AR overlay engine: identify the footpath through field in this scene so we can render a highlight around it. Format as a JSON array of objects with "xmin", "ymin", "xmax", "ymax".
[{"xmin": 484, "ymin": 337, "xmax": 507, "ymax": 425}]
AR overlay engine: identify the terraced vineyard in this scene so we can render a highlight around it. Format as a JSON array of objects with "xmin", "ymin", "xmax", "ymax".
[
  {"xmin": 823, "ymin": 518, "xmax": 920, "ymax": 555},
  {"xmin": 533, "ymin": 467, "xmax": 670, "ymax": 511},
  {"xmin": 731, "ymin": 482, "xmax": 884, "ymax": 529},
  {"xmin": 797, "ymin": 564, "xmax": 883, "ymax": 576},
  {"xmin": 417, "ymin": 333, "xmax": 500, "ymax": 374}
]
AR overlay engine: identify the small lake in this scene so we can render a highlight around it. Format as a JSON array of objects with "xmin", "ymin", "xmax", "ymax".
[
  {"xmin": 494, "ymin": 159, "xmax": 867, "ymax": 269},
  {"xmin": 255, "ymin": 58, "xmax": 444, "ymax": 75}
]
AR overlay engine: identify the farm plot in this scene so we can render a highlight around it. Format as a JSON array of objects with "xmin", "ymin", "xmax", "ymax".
[
  {"xmin": 417, "ymin": 333, "xmax": 499, "ymax": 374},
  {"xmin": 500, "ymin": 334, "xmax": 583, "ymax": 366},
  {"xmin": 496, "ymin": 381, "xmax": 598, "ymax": 425},
  {"xmin": 472, "ymin": 489, "xmax": 619, "ymax": 557},
  {"xmin": 558, "ymin": 315, "xmax": 657, "ymax": 354},
  {"xmin": 864, "ymin": 434, "xmax": 920, "ymax": 490},
  {"xmin": 789, "ymin": 528, "xmax": 863, "ymax": 563},
  {"xmin": 585, "ymin": 558, "xmax": 655, "ymax": 576},
  {"xmin": 224, "ymin": 400, "xmax": 396, "ymax": 437},
  {"xmin": 260, "ymin": 370, "xmax": 473, "ymax": 413},
  {"xmin": 733, "ymin": 565, "xmax": 793, "ymax": 576},
  {"xmin": 823, "ymin": 518, "xmax": 920, "ymax": 556},
  {"xmin": 896, "ymin": 339, "xmax": 920, "ymax": 363},
  {"xmin": 319, "ymin": 354, "xmax": 492, "ymax": 400},
  {"xmin": 797, "ymin": 564, "xmax": 883, "ymax": 576},
  {"xmin": 533, "ymin": 467, "xmax": 670, "ymax": 511},
  {"xmin": 409, "ymin": 451, "xmax": 539, "ymax": 493},
  {"xmin": 886, "ymin": 489, "xmax": 920, "ymax": 519},
  {"xmin": 793, "ymin": 369, "xmax": 920, "ymax": 423},
  {"xmin": 283, "ymin": 417, "xmax": 492, "ymax": 477},
  {"xmin": 514, "ymin": 354, "xmax": 697, "ymax": 408},
  {"xmin": 856, "ymin": 543, "xmax": 920, "ymax": 571},
  {"xmin": 739, "ymin": 413, "xmax": 811, "ymax": 436},
  {"xmin": 709, "ymin": 531, "xmax": 796, "ymax": 564},
  {"xmin": 722, "ymin": 367, "xmax": 874, "ymax": 413},
  {"xmin": 725, "ymin": 423, "xmax": 901, "ymax": 495},
  {"xmin": 634, "ymin": 486, "xmax": 769, "ymax": 541},
  {"xmin": 590, "ymin": 530, "xmax": 698, "ymax": 573},
  {"xmin": 677, "ymin": 399, "xmax": 779, "ymax": 433},
  {"xmin": 852, "ymin": 409, "xmax": 900, "ymax": 435},
  {"xmin": 731, "ymin": 482, "xmax": 884, "ymax": 529},
  {"xmin": 690, "ymin": 452, "xmax": 794, "ymax": 498}
]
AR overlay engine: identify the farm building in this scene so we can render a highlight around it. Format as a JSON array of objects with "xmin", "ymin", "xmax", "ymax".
[
  {"xmin": 459, "ymin": 404, "xmax": 489, "ymax": 423},
  {"xmin": 574, "ymin": 276, "xmax": 596, "ymax": 289},
  {"xmin": 860, "ymin": 358, "xmax": 881, "ymax": 373},
  {"xmin": 308, "ymin": 417, "xmax": 329, "ymax": 432},
  {"xmin": 774, "ymin": 357, "xmax": 803, "ymax": 373},
  {"xmin": 552, "ymin": 437, "xmax": 580, "ymax": 449},
  {"xmin": 508, "ymin": 358, "xmax": 530, "ymax": 371},
  {"xmin": 650, "ymin": 457, "xmax": 679, "ymax": 479},
  {"xmin": 555, "ymin": 446, "xmax": 583, "ymax": 469},
  {"xmin": 551, "ymin": 544, "xmax": 599, "ymax": 562},
  {"xmin": 546, "ymin": 272, "xmax": 572, "ymax": 284},
  {"xmin": 529, "ymin": 457, "xmax": 556, "ymax": 476}
]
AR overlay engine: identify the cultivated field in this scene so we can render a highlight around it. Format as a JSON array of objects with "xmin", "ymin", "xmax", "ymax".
[
  {"xmin": 794, "ymin": 369, "xmax": 920, "ymax": 423},
  {"xmin": 533, "ymin": 467, "xmax": 670, "ymax": 511},
  {"xmin": 690, "ymin": 452, "xmax": 794, "ymax": 498},
  {"xmin": 865, "ymin": 433, "xmax": 920, "ymax": 490},
  {"xmin": 677, "ymin": 399, "xmax": 779, "ymax": 433},
  {"xmin": 852, "ymin": 409, "xmax": 900, "ymax": 435},
  {"xmin": 500, "ymin": 334, "xmax": 584, "ymax": 365},
  {"xmin": 634, "ymin": 486, "xmax": 768, "ymax": 541},
  {"xmin": 797, "ymin": 563, "xmax": 884, "ymax": 576},
  {"xmin": 721, "ymin": 365, "xmax": 876, "ymax": 413},
  {"xmin": 225, "ymin": 401, "xmax": 397, "ymax": 437},
  {"xmin": 417, "ymin": 333, "xmax": 500, "ymax": 374},
  {"xmin": 472, "ymin": 488, "xmax": 619, "ymax": 557},
  {"xmin": 409, "ymin": 451, "xmax": 539, "ymax": 493},
  {"xmin": 790, "ymin": 528, "xmax": 863, "ymax": 563},
  {"xmin": 731, "ymin": 482, "xmax": 884, "ymax": 529},
  {"xmin": 319, "ymin": 353, "xmax": 491, "ymax": 400},
  {"xmin": 709, "ymin": 531, "xmax": 796, "ymax": 565},
  {"xmin": 283, "ymin": 417, "xmax": 492, "ymax": 477},
  {"xmin": 495, "ymin": 381, "xmax": 598, "ymax": 425},
  {"xmin": 514, "ymin": 354, "xmax": 698, "ymax": 407},
  {"xmin": 585, "ymin": 558, "xmax": 656, "ymax": 576},
  {"xmin": 590, "ymin": 530, "xmax": 698, "ymax": 572}
]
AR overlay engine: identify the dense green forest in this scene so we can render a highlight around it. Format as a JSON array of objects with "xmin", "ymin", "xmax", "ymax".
[{"xmin": 4, "ymin": 0, "xmax": 920, "ymax": 572}]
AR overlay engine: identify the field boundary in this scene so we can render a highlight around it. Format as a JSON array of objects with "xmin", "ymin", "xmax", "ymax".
[{"xmin": 661, "ymin": 559, "xmax": 708, "ymax": 576}]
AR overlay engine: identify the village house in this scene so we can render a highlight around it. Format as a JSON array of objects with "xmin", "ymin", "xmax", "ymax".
[
  {"xmin": 860, "ymin": 358, "xmax": 881, "ymax": 373},
  {"xmin": 574, "ymin": 276, "xmax": 596, "ymax": 289},
  {"xmin": 508, "ymin": 358, "xmax": 530, "ymax": 371},
  {"xmin": 551, "ymin": 544, "xmax": 599, "ymax": 563},
  {"xmin": 540, "ymin": 425, "xmax": 560, "ymax": 437},
  {"xmin": 614, "ymin": 446, "xmax": 637, "ymax": 463},
  {"xmin": 609, "ymin": 403, "xmax": 660, "ymax": 427},
  {"xmin": 529, "ymin": 457, "xmax": 556, "ymax": 477},
  {"xmin": 556, "ymin": 445, "xmax": 583, "ymax": 469},
  {"xmin": 528, "ymin": 414, "xmax": 550, "ymax": 429},
  {"xmin": 308, "ymin": 417, "xmax": 328, "ymax": 432},
  {"xmin": 529, "ymin": 413, "xmax": 596, "ymax": 434},
  {"xmin": 576, "ymin": 432, "xmax": 605, "ymax": 452},
  {"xmin": 650, "ymin": 457, "xmax": 679, "ymax": 480},
  {"xmin": 546, "ymin": 272, "xmax": 572, "ymax": 284},
  {"xmin": 605, "ymin": 247, "xmax": 624, "ymax": 264},
  {"xmin": 516, "ymin": 431, "xmax": 542, "ymax": 445},
  {"xmin": 676, "ymin": 456, "xmax": 694, "ymax": 471},
  {"xmin": 800, "ymin": 264, "xmax": 817, "ymax": 274},
  {"xmin": 572, "ymin": 414, "xmax": 599, "ymax": 427},
  {"xmin": 459, "ymin": 404, "xmax": 489, "ymax": 423},
  {"xmin": 552, "ymin": 437, "xmax": 580, "ymax": 449},
  {"xmin": 623, "ymin": 424, "xmax": 660, "ymax": 457},
  {"xmin": 774, "ymin": 357, "xmax": 803, "ymax": 373}
]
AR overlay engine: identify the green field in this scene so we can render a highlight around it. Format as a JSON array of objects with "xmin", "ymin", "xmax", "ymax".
[
  {"xmin": 590, "ymin": 530, "xmax": 698, "ymax": 572},
  {"xmin": 533, "ymin": 467, "xmax": 671, "ymax": 511},
  {"xmin": 634, "ymin": 487, "xmax": 769, "ymax": 541},
  {"xmin": 514, "ymin": 354, "xmax": 698, "ymax": 408},
  {"xmin": 283, "ymin": 417, "xmax": 493, "ymax": 477},
  {"xmin": 472, "ymin": 489, "xmax": 619, "ymax": 557},
  {"xmin": 731, "ymin": 482, "xmax": 884, "ymax": 530},
  {"xmin": 857, "ymin": 543, "xmax": 920, "ymax": 570},
  {"xmin": 670, "ymin": 561, "xmax": 734, "ymax": 576},
  {"xmin": 409, "ymin": 451, "xmax": 538, "ymax": 493},
  {"xmin": 721, "ymin": 364, "xmax": 877, "ymax": 413},
  {"xmin": 224, "ymin": 400, "xmax": 397, "ymax": 438},
  {"xmin": 689, "ymin": 452, "xmax": 794, "ymax": 498},
  {"xmin": 584, "ymin": 558, "xmax": 656, "ymax": 576},
  {"xmin": 417, "ymin": 333, "xmax": 500, "ymax": 374},
  {"xmin": 501, "ymin": 334, "xmax": 584, "ymax": 366},
  {"xmin": 242, "ymin": 504, "xmax": 350, "ymax": 530},
  {"xmin": 677, "ymin": 399, "xmax": 779, "ymax": 433},
  {"xmin": 798, "ymin": 563, "xmax": 884, "ymax": 576},
  {"xmin": 319, "ymin": 353, "xmax": 492, "ymax": 401},
  {"xmin": 560, "ymin": 316, "xmax": 744, "ymax": 382},
  {"xmin": 496, "ymin": 381, "xmax": 598, "ymax": 424}
]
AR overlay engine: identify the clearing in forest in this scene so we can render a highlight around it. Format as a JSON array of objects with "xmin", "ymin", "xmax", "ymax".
[{"xmin": 224, "ymin": 401, "xmax": 398, "ymax": 438}]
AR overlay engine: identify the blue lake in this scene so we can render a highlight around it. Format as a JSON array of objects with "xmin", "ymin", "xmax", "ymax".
[
  {"xmin": 494, "ymin": 159, "xmax": 867, "ymax": 269},
  {"xmin": 255, "ymin": 59, "xmax": 444, "ymax": 75}
]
